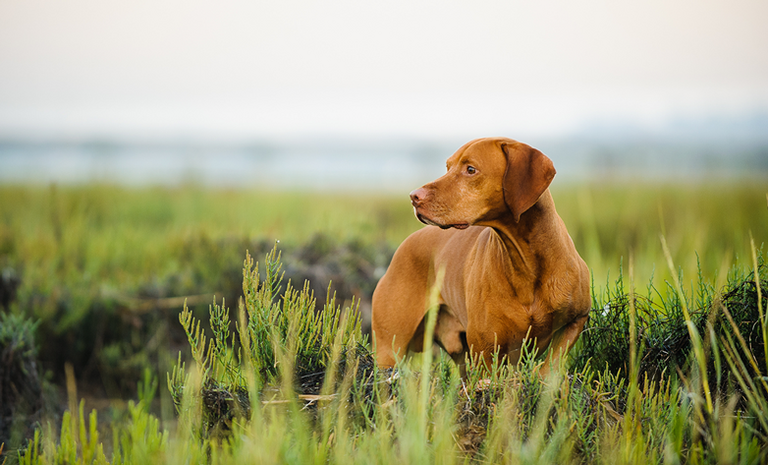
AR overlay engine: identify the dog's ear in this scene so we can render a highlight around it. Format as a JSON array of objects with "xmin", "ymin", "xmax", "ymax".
[{"xmin": 501, "ymin": 142, "xmax": 556, "ymax": 222}]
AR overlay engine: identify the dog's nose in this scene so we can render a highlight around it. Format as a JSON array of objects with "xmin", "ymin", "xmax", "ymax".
[{"xmin": 410, "ymin": 188, "xmax": 426, "ymax": 206}]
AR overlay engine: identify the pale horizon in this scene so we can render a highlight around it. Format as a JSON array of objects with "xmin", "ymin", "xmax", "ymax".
[{"xmin": 1, "ymin": 0, "xmax": 767, "ymax": 141}]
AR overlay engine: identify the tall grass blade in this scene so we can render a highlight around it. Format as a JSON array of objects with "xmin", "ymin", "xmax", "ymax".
[
  {"xmin": 660, "ymin": 233, "xmax": 714, "ymax": 414},
  {"xmin": 749, "ymin": 232, "xmax": 767, "ymax": 375}
]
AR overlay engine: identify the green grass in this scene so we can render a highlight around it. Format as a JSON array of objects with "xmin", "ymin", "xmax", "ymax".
[
  {"xmin": 0, "ymin": 180, "xmax": 767, "ymax": 463},
  {"xmin": 551, "ymin": 181, "xmax": 767, "ymax": 287},
  {"xmin": 1, "ymin": 182, "xmax": 764, "ymax": 292},
  {"xmin": 14, "ymin": 241, "xmax": 768, "ymax": 464}
]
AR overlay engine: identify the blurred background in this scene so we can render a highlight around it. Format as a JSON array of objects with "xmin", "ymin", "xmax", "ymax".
[{"xmin": 1, "ymin": 0, "xmax": 767, "ymax": 187}]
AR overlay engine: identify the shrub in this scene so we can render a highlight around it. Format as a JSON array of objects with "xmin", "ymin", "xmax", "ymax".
[
  {"xmin": 0, "ymin": 312, "xmax": 43, "ymax": 453},
  {"xmin": 167, "ymin": 245, "xmax": 374, "ymax": 438}
]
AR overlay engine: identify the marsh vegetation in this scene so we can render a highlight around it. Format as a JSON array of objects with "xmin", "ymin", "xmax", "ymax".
[{"xmin": 0, "ymin": 181, "xmax": 766, "ymax": 463}]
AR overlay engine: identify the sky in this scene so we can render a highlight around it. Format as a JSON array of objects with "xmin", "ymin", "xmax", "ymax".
[{"xmin": 1, "ymin": 0, "xmax": 767, "ymax": 141}]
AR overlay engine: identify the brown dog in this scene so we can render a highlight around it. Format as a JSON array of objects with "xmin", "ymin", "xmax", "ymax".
[{"xmin": 371, "ymin": 137, "xmax": 591, "ymax": 371}]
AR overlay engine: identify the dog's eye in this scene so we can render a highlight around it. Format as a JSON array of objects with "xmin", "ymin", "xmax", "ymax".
[{"xmin": 467, "ymin": 166, "xmax": 477, "ymax": 175}]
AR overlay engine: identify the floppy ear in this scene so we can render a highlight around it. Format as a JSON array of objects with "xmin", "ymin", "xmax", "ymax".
[{"xmin": 501, "ymin": 142, "xmax": 556, "ymax": 222}]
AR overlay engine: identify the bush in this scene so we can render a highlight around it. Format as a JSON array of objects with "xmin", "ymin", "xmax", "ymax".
[
  {"xmin": 572, "ymin": 255, "xmax": 767, "ymax": 385},
  {"xmin": 0, "ymin": 312, "xmax": 43, "ymax": 453},
  {"xmin": 167, "ymin": 245, "xmax": 374, "ymax": 438}
]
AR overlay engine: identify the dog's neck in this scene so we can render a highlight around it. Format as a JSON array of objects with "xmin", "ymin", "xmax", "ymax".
[{"xmin": 487, "ymin": 190, "xmax": 563, "ymax": 275}]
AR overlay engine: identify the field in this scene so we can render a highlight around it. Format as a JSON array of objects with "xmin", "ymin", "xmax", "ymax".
[{"xmin": 0, "ymin": 180, "xmax": 767, "ymax": 464}]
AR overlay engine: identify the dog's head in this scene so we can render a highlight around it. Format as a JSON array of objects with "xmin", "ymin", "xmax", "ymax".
[{"xmin": 410, "ymin": 137, "xmax": 555, "ymax": 229}]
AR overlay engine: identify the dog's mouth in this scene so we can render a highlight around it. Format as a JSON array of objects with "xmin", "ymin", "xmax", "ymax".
[{"xmin": 416, "ymin": 212, "xmax": 470, "ymax": 230}]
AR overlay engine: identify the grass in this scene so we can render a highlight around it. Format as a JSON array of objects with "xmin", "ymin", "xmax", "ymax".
[
  {"xmin": 13, "ymin": 242, "xmax": 768, "ymax": 464},
  {"xmin": 0, "ymin": 180, "xmax": 766, "ymax": 463}
]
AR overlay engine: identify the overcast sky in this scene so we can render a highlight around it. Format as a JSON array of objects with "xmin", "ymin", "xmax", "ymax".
[{"xmin": 1, "ymin": 0, "xmax": 767, "ymax": 140}]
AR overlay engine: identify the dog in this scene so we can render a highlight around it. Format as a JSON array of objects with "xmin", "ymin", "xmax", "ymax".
[{"xmin": 371, "ymin": 137, "xmax": 591, "ymax": 372}]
